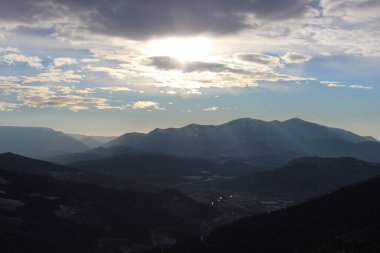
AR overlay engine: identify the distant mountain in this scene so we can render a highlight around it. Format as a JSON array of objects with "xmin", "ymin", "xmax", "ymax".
[
  {"xmin": 68, "ymin": 133, "xmax": 116, "ymax": 148},
  {"xmin": 0, "ymin": 126, "xmax": 89, "ymax": 158},
  {"xmin": 163, "ymin": 170, "xmax": 380, "ymax": 253},
  {"xmin": 0, "ymin": 167, "xmax": 219, "ymax": 253},
  {"xmin": 46, "ymin": 146, "xmax": 145, "ymax": 164},
  {"xmin": 71, "ymin": 154, "xmax": 260, "ymax": 189},
  {"xmin": 364, "ymin": 135, "xmax": 379, "ymax": 142},
  {"xmin": 104, "ymin": 118, "xmax": 380, "ymax": 164},
  {"xmin": 220, "ymin": 157, "xmax": 380, "ymax": 200}
]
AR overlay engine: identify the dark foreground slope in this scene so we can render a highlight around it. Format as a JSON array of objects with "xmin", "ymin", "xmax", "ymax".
[
  {"xmin": 162, "ymin": 173, "xmax": 380, "ymax": 253},
  {"xmin": 220, "ymin": 157, "xmax": 380, "ymax": 200},
  {"xmin": 0, "ymin": 168, "xmax": 219, "ymax": 253},
  {"xmin": 0, "ymin": 153, "xmax": 130, "ymax": 189}
]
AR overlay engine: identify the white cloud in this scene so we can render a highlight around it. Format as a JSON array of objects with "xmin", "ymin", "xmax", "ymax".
[
  {"xmin": 98, "ymin": 86, "xmax": 133, "ymax": 92},
  {"xmin": 321, "ymin": 0, "xmax": 380, "ymax": 23},
  {"xmin": 53, "ymin": 57, "xmax": 77, "ymax": 67},
  {"xmin": 320, "ymin": 81, "xmax": 374, "ymax": 90},
  {"xmin": 0, "ymin": 101, "xmax": 19, "ymax": 111},
  {"xmin": 81, "ymin": 58, "xmax": 101, "ymax": 63},
  {"xmin": 1, "ymin": 53, "xmax": 43, "ymax": 68},
  {"xmin": 0, "ymin": 47, "xmax": 20, "ymax": 53},
  {"xmin": 202, "ymin": 106, "xmax": 219, "ymax": 111},
  {"xmin": 132, "ymin": 101, "xmax": 164, "ymax": 110},
  {"xmin": 320, "ymin": 81, "xmax": 347, "ymax": 88},
  {"xmin": 349, "ymin": 85, "xmax": 374, "ymax": 90},
  {"xmin": 0, "ymin": 69, "xmax": 82, "ymax": 84},
  {"xmin": 83, "ymin": 65, "xmax": 129, "ymax": 79},
  {"xmin": 17, "ymin": 94, "xmax": 121, "ymax": 111}
]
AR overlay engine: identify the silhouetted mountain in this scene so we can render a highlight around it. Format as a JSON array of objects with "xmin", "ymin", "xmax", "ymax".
[
  {"xmin": 69, "ymin": 134, "xmax": 117, "ymax": 149},
  {"xmin": 162, "ymin": 171, "xmax": 380, "ymax": 253},
  {"xmin": 0, "ymin": 168, "xmax": 219, "ymax": 253},
  {"xmin": 71, "ymin": 154, "xmax": 260, "ymax": 189},
  {"xmin": 104, "ymin": 118, "xmax": 380, "ymax": 163},
  {"xmin": 0, "ymin": 153, "xmax": 135, "ymax": 189},
  {"xmin": 220, "ymin": 157, "xmax": 380, "ymax": 200},
  {"xmin": 0, "ymin": 126, "xmax": 89, "ymax": 158},
  {"xmin": 0, "ymin": 152, "xmax": 76, "ymax": 176}
]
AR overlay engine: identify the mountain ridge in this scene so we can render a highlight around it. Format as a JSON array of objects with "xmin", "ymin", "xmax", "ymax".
[{"xmin": 103, "ymin": 118, "xmax": 380, "ymax": 163}]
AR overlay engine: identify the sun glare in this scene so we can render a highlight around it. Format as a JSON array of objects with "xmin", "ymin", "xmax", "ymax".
[{"xmin": 146, "ymin": 37, "xmax": 212, "ymax": 62}]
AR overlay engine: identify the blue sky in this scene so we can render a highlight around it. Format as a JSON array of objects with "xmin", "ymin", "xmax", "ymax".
[{"xmin": 0, "ymin": 0, "xmax": 379, "ymax": 138}]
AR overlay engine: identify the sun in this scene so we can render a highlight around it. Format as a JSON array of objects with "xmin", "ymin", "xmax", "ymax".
[{"xmin": 146, "ymin": 37, "xmax": 212, "ymax": 62}]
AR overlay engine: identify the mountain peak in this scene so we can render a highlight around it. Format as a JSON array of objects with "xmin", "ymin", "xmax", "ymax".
[{"xmin": 284, "ymin": 118, "xmax": 307, "ymax": 123}]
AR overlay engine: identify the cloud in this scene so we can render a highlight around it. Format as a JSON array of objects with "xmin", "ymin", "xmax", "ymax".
[
  {"xmin": 81, "ymin": 58, "xmax": 101, "ymax": 63},
  {"xmin": 145, "ymin": 54, "xmax": 314, "ymax": 91},
  {"xmin": 320, "ymin": 81, "xmax": 374, "ymax": 90},
  {"xmin": 0, "ymin": 82, "xmax": 130, "ymax": 111},
  {"xmin": 149, "ymin": 56, "xmax": 233, "ymax": 73},
  {"xmin": 98, "ymin": 86, "xmax": 134, "ymax": 92},
  {"xmin": 53, "ymin": 57, "xmax": 77, "ymax": 67},
  {"xmin": 0, "ymin": 83, "xmax": 53, "ymax": 96},
  {"xmin": 320, "ymin": 81, "xmax": 346, "ymax": 88},
  {"xmin": 0, "ymin": 69, "xmax": 82, "ymax": 84},
  {"xmin": 349, "ymin": 85, "xmax": 374, "ymax": 90},
  {"xmin": 0, "ymin": 102, "xmax": 19, "ymax": 111},
  {"xmin": 312, "ymin": 28, "xmax": 380, "ymax": 56},
  {"xmin": 0, "ymin": 47, "xmax": 20, "ymax": 53},
  {"xmin": 17, "ymin": 94, "xmax": 122, "ymax": 111},
  {"xmin": 236, "ymin": 53, "xmax": 281, "ymax": 67},
  {"xmin": 132, "ymin": 101, "xmax": 164, "ymax": 110},
  {"xmin": 321, "ymin": 0, "xmax": 380, "ymax": 23},
  {"xmin": 83, "ymin": 65, "xmax": 129, "ymax": 79},
  {"xmin": 202, "ymin": 106, "xmax": 219, "ymax": 111},
  {"xmin": 281, "ymin": 52, "xmax": 311, "ymax": 64},
  {"xmin": 0, "ymin": 53, "xmax": 43, "ymax": 68},
  {"xmin": 0, "ymin": 0, "xmax": 311, "ymax": 40}
]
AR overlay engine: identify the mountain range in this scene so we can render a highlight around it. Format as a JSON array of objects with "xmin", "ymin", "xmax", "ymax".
[
  {"xmin": 2, "ymin": 118, "xmax": 379, "ymax": 166},
  {"xmin": 104, "ymin": 118, "xmax": 380, "ymax": 165}
]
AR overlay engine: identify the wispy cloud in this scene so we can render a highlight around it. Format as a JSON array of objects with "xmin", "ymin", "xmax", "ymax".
[
  {"xmin": 0, "ymin": 101, "xmax": 19, "ymax": 111},
  {"xmin": 202, "ymin": 106, "xmax": 219, "ymax": 111},
  {"xmin": 349, "ymin": 85, "xmax": 374, "ymax": 90}
]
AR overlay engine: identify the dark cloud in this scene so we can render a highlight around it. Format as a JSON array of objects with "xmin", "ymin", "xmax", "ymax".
[
  {"xmin": 149, "ymin": 56, "xmax": 231, "ymax": 73},
  {"xmin": 0, "ymin": 0, "xmax": 311, "ymax": 40},
  {"xmin": 237, "ymin": 53, "xmax": 280, "ymax": 66}
]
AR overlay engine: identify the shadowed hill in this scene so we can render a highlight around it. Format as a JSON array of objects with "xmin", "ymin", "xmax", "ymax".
[{"xmin": 220, "ymin": 157, "xmax": 380, "ymax": 200}]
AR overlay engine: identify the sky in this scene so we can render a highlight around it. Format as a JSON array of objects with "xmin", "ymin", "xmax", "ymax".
[{"xmin": 0, "ymin": 0, "xmax": 379, "ymax": 138}]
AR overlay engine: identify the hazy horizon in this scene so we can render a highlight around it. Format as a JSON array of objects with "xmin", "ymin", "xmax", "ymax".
[{"xmin": 0, "ymin": 116, "xmax": 379, "ymax": 139}]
